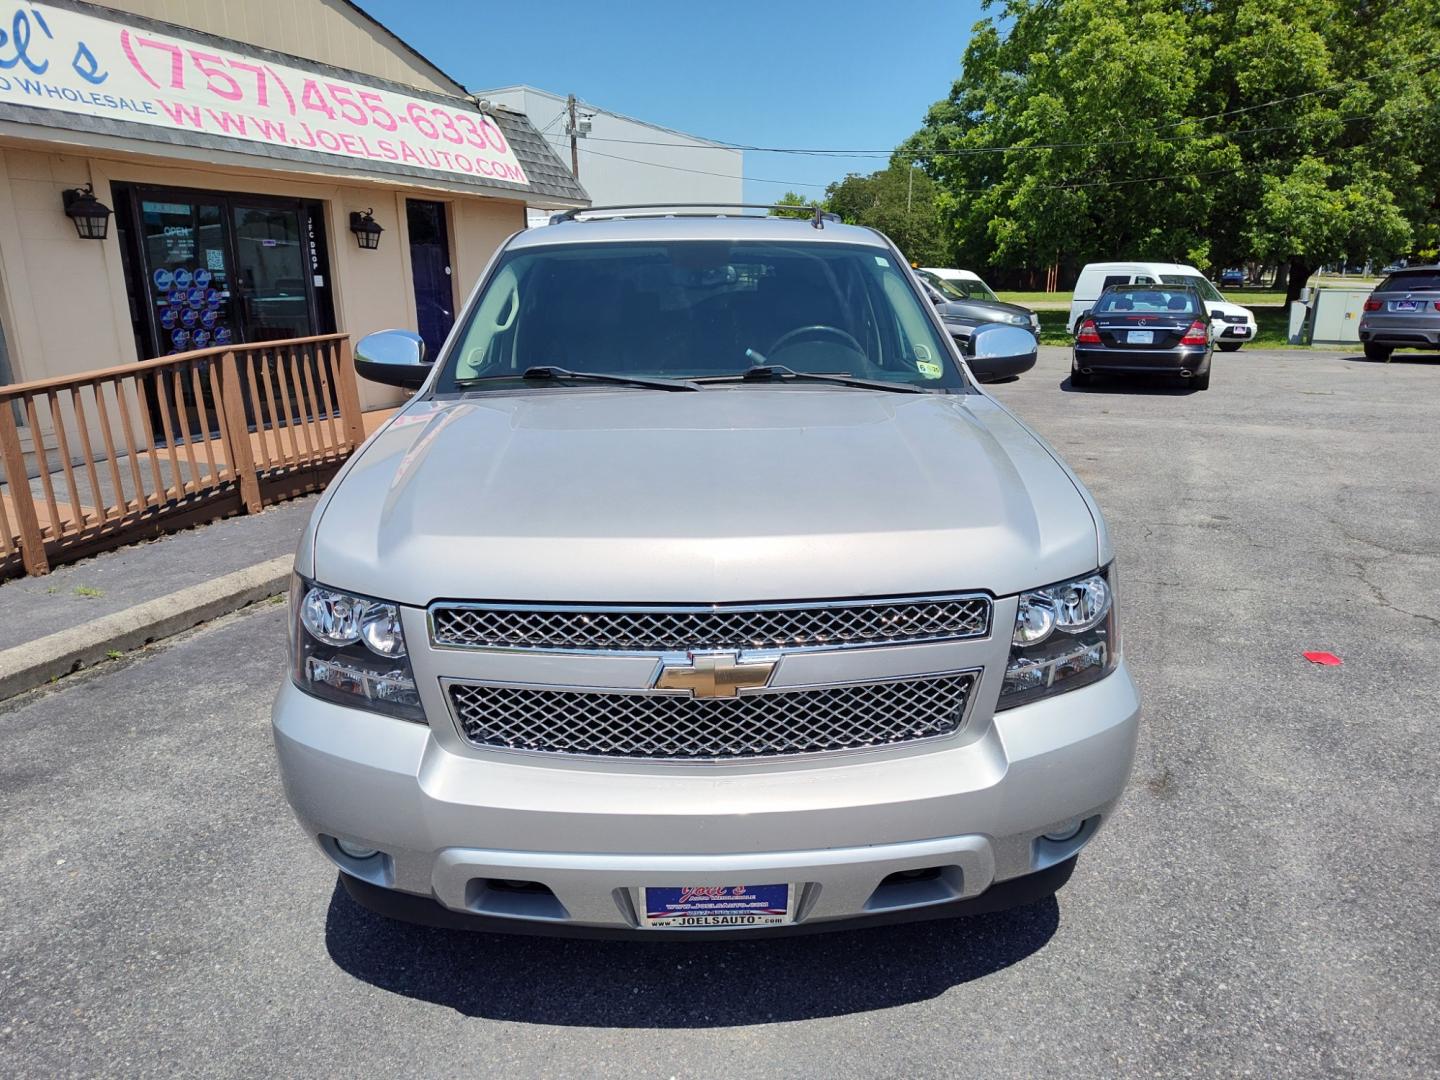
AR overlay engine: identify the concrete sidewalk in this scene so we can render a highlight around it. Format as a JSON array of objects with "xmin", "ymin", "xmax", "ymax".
[{"xmin": 0, "ymin": 493, "xmax": 316, "ymax": 696}]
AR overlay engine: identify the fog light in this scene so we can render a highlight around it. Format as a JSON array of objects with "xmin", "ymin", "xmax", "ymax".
[
  {"xmin": 1043, "ymin": 819, "xmax": 1084, "ymax": 843},
  {"xmin": 335, "ymin": 838, "xmax": 379, "ymax": 860}
]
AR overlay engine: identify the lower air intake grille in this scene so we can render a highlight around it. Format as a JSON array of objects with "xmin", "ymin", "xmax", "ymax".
[{"xmin": 448, "ymin": 672, "xmax": 978, "ymax": 760}]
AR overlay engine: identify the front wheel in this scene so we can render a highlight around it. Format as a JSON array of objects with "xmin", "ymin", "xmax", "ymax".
[
  {"xmin": 1218, "ymin": 342, "xmax": 1244, "ymax": 352},
  {"xmin": 1364, "ymin": 342, "xmax": 1393, "ymax": 362}
]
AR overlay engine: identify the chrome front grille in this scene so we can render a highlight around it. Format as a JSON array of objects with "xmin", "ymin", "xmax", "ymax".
[
  {"xmin": 430, "ymin": 595, "xmax": 991, "ymax": 653},
  {"xmin": 447, "ymin": 672, "xmax": 978, "ymax": 760}
]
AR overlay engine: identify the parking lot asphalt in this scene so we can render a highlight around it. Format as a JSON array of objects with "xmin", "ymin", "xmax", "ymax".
[{"xmin": 3, "ymin": 346, "xmax": 1438, "ymax": 1078}]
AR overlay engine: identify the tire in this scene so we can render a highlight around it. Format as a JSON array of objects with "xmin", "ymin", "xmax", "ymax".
[
  {"xmin": 1364, "ymin": 342, "xmax": 1393, "ymax": 362},
  {"xmin": 1218, "ymin": 342, "xmax": 1243, "ymax": 352},
  {"xmin": 1070, "ymin": 369, "xmax": 1092, "ymax": 387},
  {"xmin": 1189, "ymin": 370, "xmax": 1210, "ymax": 391}
]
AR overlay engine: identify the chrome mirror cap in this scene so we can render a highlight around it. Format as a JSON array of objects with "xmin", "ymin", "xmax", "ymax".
[{"xmin": 355, "ymin": 329, "xmax": 429, "ymax": 389}]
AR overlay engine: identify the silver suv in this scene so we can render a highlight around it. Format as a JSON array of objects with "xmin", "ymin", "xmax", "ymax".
[
  {"xmin": 1359, "ymin": 265, "xmax": 1440, "ymax": 361},
  {"xmin": 272, "ymin": 206, "xmax": 1140, "ymax": 936}
]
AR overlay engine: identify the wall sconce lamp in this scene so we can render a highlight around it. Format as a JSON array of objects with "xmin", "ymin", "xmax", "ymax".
[
  {"xmin": 62, "ymin": 183, "xmax": 112, "ymax": 240},
  {"xmin": 349, "ymin": 209, "xmax": 383, "ymax": 250}
]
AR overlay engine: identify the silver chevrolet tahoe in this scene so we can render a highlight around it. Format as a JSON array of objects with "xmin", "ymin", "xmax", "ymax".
[{"xmin": 272, "ymin": 206, "xmax": 1140, "ymax": 937}]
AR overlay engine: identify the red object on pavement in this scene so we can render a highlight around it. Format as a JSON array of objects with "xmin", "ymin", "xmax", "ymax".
[{"xmin": 1303, "ymin": 651, "xmax": 1342, "ymax": 666}]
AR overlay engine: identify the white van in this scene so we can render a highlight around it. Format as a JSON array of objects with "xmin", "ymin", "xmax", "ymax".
[{"xmin": 1069, "ymin": 262, "xmax": 1258, "ymax": 350}]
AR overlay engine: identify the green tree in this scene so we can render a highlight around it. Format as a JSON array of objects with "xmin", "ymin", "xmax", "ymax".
[
  {"xmin": 904, "ymin": 0, "xmax": 1440, "ymax": 299},
  {"xmin": 822, "ymin": 160, "xmax": 948, "ymax": 264},
  {"xmin": 772, "ymin": 191, "xmax": 814, "ymax": 219}
]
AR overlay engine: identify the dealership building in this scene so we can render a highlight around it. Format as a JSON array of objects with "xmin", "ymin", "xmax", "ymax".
[{"xmin": 0, "ymin": 0, "xmax": 586, "ymax": 409}]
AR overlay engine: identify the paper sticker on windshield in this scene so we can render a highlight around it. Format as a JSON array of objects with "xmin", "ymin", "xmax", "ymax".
[
  {"xmin": 914, "ymin": 343, "xmax": 942, "ymax": 379},
  {"xmin": 875, "ymin": 256, "xmax": 890, "ymax": 267}
]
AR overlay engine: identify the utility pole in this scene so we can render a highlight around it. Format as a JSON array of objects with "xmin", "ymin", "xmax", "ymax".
[{"xmin": 567, "ymin": 93, "xmax": 579, "ymax": 179}]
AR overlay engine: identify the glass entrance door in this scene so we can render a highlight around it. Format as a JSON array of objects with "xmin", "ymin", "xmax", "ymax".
[
  {"xmin": 116, "ymin": 184, "xmax": 333, "ymax": 359},
  {"xmin": 230, "ymin": 204, "xmax": 312, "ymax": 343},
  {"xmin": 135, "ymin": 196, "xmax": 237, "ymax": 356},
  {"xmin": 115, "ymin": 185, "xmax": 338, "ymax": 438}
]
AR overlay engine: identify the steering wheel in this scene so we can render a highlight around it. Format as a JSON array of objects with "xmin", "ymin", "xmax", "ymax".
[{"xmin": 767, "ymin": 324, "xmax": 865, "ymax": 359}]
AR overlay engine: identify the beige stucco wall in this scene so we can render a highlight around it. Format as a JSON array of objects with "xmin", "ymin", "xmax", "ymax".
[
  {"xmin": 0, "ymin": 142, "xmax": 524, "ymax": 409},
  {"xmin": 102, "ymin": 0, "xmax": 461, "ymax": 97}
]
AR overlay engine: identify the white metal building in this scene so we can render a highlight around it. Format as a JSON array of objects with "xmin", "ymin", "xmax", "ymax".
[{"xmin": 476, "ymin": 86, "xmax": 743, "ymax": 223}]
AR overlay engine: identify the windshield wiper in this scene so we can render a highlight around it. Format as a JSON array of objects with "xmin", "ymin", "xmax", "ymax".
[
  {"xmin": 696, "ymin": 363, "xmax": 927, "ymax": 394},
  {"xmin": 457, "ymin": 366, "xmax": 700, "ymax": 391}
]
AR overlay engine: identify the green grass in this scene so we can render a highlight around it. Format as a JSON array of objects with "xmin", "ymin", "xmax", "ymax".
[
  {"xmin": 994, "ymin": 291, "xmax": 1073, "ymax": 310},
  {"xmin": 73, "ymin": 585, "xmax": 104, "ymax": 599}
]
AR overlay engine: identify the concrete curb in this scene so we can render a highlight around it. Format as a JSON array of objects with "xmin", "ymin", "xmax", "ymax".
[{"xmin": 0, "ymin": 555, "xmax": 293, "ymax": 700}]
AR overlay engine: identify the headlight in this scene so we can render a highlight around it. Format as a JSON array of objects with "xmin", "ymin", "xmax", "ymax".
[
  {"xmin": 291, "ymin": 578, "xmax": 424, "ymax": 722},
  {"xmin": 998, "ymin": 566, "xmax": 1118, "ymax": 710},
  {"xmin": 1007, "ymin": 313, "xmax": 1031, "ymax": 327}
]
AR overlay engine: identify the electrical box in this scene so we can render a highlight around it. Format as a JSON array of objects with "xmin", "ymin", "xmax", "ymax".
[
  {"xmin": 1309, "ymin": 288, "xmax": 1372, "ymax": 345},
  {"xmin": 1288, "ymin": 301, "xmax": 1311, "ymax": 345}
]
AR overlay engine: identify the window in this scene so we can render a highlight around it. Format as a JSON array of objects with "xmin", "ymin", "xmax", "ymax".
[
  {"xmin": 1160, "ymin": 274, "xmax": 1223, "ymax": 302},
  {"xmin": 1094, "ymin": 288, "xmax": 1200, "ymax": 315},
  {"xmin": 439, "ymin": 240, "xmax": 967, "ymax": 392},
  {"xmin": 1380, "ymin": 270, "xmax": 1440, "ymax": 291}
]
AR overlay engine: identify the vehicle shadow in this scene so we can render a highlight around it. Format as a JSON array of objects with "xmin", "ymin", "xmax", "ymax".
[
  {"xmin": 1060, "ymin": 375, "xmax": 1199, "ymax": 395},
  {"xmin": 1343, "ymin": 351, "xmax": 1438, "ymax": 365},
  {"xmin": 323, "ymin": 879, "xmax": 1060, "ymax": 1026}
]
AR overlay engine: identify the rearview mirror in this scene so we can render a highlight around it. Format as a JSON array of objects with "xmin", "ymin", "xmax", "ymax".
[{"xmin": 354, "ymin": 329, "xmax": 430, "ymax": 389}]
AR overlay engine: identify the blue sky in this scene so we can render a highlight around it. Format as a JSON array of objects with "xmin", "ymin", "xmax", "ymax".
[{"xmin": 353, "ymin": 0, "xmax": 984, "ymax": 201}]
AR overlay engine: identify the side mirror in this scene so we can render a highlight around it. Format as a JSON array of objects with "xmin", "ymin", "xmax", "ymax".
[
  {"xmin": 965, "ymin": 322, "xmax": 1037, "ymax": 381},
  {"xmin": 354, "ymin": 329, "xmax": 430, "ymax": 389}
]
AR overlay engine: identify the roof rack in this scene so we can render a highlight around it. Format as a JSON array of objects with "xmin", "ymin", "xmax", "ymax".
[{"xmin": 550, "ymin": 203, "xmax": 841, "ymax": 229}]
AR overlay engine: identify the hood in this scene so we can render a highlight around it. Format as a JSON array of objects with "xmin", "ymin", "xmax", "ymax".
[
  {"xmin": 937, "ymin": 297, "xmax": 1034, "ymax": 324},
  {"xmin": 309, "ymin": 389, "xmax": 1101, "ymax": 606},
  {"xmin": 1206, "ymin": 300, "xmax": 1254, "ymax": 320}
]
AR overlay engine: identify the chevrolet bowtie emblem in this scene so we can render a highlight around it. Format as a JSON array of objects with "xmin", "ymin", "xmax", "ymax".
[{"xmin": 653, "ymin": 652, "xmax": 776, "ymax": 698}]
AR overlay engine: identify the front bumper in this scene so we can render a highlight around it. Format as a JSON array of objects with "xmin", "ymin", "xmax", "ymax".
[{"xmin": 272, "ymin": 661, "xmax": 1141, "ymax": 935}]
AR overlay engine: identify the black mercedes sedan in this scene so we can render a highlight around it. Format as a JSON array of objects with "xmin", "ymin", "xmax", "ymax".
[{"xmin": 1071, "ymin": 284, "xmax": 1213, "ymax": 390}]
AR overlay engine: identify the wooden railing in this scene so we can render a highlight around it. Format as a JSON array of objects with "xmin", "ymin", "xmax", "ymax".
[{"xmin": 0, "ymin": 333, "xmax": 362, "ymax": 578}]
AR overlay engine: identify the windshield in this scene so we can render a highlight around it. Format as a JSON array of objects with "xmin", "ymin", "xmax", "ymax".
[
  {"xmin": 916, "ymin": 269, "xmax": 966, "ymax": 301},
  {"xmin": 927, "ymin": 274, "xmax": 999, "ymax": 302},
  {"xmin": 1160, "ymin": 274, "xmax": 1224, "ymax": 303},
  {"xmin": 437, "ymin": 240, "xmax": 967, "ymax": 392},
  {"xmin": 1379, "ymin": 270, "xmax": 1440, "ymax": 291},
  {"xmin": 1094, "ymin": 288, "xmax": 1201, "ymax": 315}
]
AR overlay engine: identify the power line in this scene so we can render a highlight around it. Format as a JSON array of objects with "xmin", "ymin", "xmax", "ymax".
[
  {"xmin": 573, "ymin": 108, "xmax": 1393, "ymax": 160},
  {"xmin": 554, "ymin": 55, "xmax": 1438, "ymax": 159}
]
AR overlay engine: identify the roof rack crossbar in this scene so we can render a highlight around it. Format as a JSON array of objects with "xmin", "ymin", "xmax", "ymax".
[{"xmin": 550, "ymin": 203, "xmax": 840, "ymax": 228}]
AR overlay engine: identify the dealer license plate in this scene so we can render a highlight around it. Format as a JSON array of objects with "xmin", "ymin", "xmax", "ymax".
[
  {"xmin": 1227, "ymin": 326, "xmax": 1251, "ymax": 337},
  {"xmin": 641, "ymin": 884, "xmax": 793, "ymax": 929},
  {"xmin": 1392, "ymin": 300, "xmax": 1421, "ymax": 312},
  {"xmin": 1126, "ymin": 330, "xmax": 1154, "ymax": 344}
]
